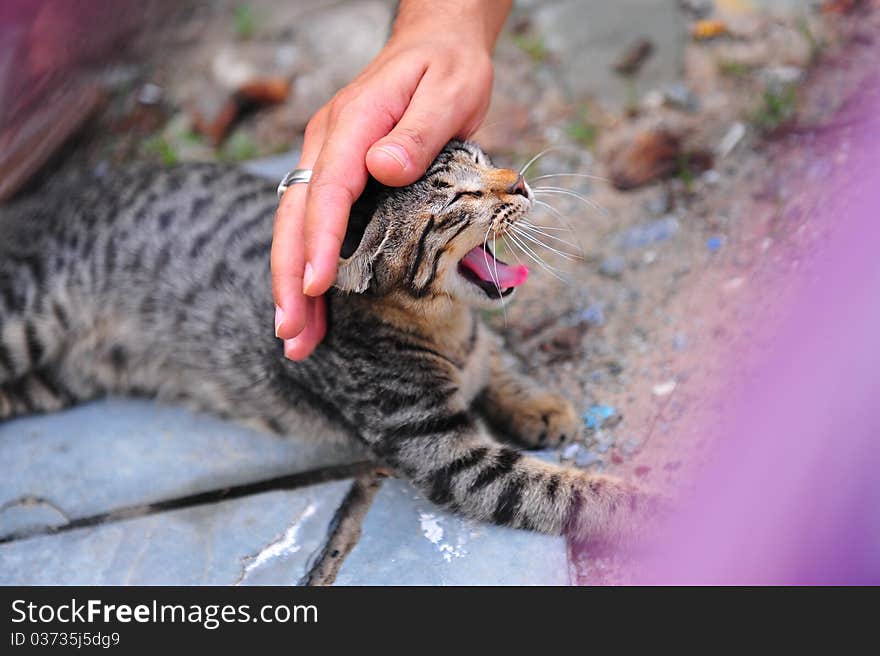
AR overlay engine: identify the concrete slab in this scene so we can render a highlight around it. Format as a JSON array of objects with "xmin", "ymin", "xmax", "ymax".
[
  {"xmin": 530, "ymin": 0, "xmax": 686, "ymax": 109},
  {"xmin": 0, "ymin": 480, "xmax": 351, "ymax": 585},
  {"xmin": 242, "ymin": 150, "xmax": 301, "ymax": 181},
  {"xmin": 334, "ymin": 478, "xmax": 570, "ymax": 586},
  {"xmin": 0, "ymin": 398, "xmax": 365, "ymax": 537}
]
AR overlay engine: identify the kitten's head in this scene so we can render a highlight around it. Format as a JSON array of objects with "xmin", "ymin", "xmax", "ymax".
[{"xmin": 336, "ymin": 140, "xmax": 531, "ymax": 309}]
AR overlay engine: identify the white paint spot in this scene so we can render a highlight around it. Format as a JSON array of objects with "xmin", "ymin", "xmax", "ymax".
[
  {"xmin": 419, "ymin": 513, "xmax": 444, "ymax": 544},
  {"xmin": 419, "ymin": 513, "xmax": 467, "ymax": 562},
  {"xmin": 239, "ymin": 503, "xmax": 316, "ymax": 582},
  {"xmin": 652, "ymin": 380, "xmax": 677, "ymax": 397}
]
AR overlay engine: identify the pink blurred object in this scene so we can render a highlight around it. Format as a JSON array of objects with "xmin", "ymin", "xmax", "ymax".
[
  {"xmin": 0, "ymin": 0, "xmax": 151, "ymax": 200},
  {"xmin": 638, "ymin": 76, "xmax": 880, "ymax": 585}
]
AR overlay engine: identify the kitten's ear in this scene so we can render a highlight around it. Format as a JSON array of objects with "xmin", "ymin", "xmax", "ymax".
[{"xmin": 335, "ymin": 178, "xmax": 389, "ymax": 293}]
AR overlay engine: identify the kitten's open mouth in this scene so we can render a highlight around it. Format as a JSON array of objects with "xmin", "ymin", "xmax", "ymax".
[{"xmin": 458, "ymin": 244, "xmax": 529, "ymax": 299}]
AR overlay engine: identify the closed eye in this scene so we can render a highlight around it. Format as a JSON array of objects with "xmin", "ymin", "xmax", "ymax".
[{"xmin": 447, "ymin": 190, "xmax": 484, "ymax": 207}]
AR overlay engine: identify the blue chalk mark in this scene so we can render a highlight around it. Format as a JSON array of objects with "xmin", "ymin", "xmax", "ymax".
[
  {"xmin": 707, "ymin": 236, "xmax": 724, "ymax": 252},
  {"xmin": 583, "ymin": 404, "xmax": 616, "ymax": 431}
]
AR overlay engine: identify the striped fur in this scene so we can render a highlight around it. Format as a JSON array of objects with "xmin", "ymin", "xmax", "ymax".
[{"xmin": 0, "ymin": 141, "xmax": 652, "ymax": 544}]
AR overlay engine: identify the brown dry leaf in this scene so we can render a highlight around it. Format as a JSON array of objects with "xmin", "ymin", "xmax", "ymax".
[
  {"xmin": 691, "ymin": 19, "xmax": 729, "ymax": 40},
  {"xmin": 606, "ymin": 128, "xmax": 682, "ymax": 190}
]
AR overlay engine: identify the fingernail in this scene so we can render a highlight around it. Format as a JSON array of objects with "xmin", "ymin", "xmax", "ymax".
[
  {"xmin": 274, "ymin": 305, "xmax": 284, "ymax": 337},
  {"xmin": 303, "ymin": 262, "xmax": 316, "ymax": 295},
  {"xmin": 375, "ymin": 144, "xmax": 409, "ymax": 170},
  {"xmin": 283, "ymin": 337, "xmax": 299, "ymax": 359}
]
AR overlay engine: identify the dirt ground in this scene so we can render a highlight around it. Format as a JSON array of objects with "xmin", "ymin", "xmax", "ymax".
[{"xmin": 28, "ymin": 0, "xmax": 880, "ymax": 583}]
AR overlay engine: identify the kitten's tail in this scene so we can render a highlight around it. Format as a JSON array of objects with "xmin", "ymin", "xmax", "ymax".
[{"xmin": 369, "ymin": 418, "xmax": 655, "ymax": 544}]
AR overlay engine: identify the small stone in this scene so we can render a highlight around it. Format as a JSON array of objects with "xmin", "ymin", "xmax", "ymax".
[
  {"xmin": 672, "ymin": 333, "xmax": 689, "ymax": 351},
  {"xmin": 707, "ymin": 235, "xmax": 725, "ymax": 252},
  {"xmin": 616, "ymin": 216, "xmax": 680, "ymax": 250},
  {"xmin": 717, "ymin": 122, "xmax": 746, "ymax": 158},
  {"xmin": 701, "ymin": 169, "xmax": 721, "ymax": 186},
  {"xmin": 661, "ymin": 83, "xmax": 700, "ymax": 112},
  {"xmin": 679, "ymin": 0, "xmax": 713, "ymax": 18},
  {"xmin": 561, "ymin": 443, "xmax": 581, "ymax": 461},
  {"xmin": 652, "ymin": 380, "xmax": 677, "ymax": 396},
  {"xmin": 593, "ymin": 431, "xmax": 617, "ymax": 453},
  {"xmin": 634, "ymin": 465, "xmax": 652, "ymax": 477},
  {"xmin": 581, "ymin": 303, "xmax": 605, "ymax": 326},
  {"xmin": 137, "ymin": 83, "xmax": 163, "ymax": 105},
  {"xmin": 642, "ymin": 90, "xmax": 665, "ymax": 110},
  {"xmin": 575, "ymin": 450, "xmax": 602, "ymax": 469},
  {"xmin": 760, "ymin": 66, "xmax": 805, "ymax": 92},
  {"xmin": 599, "ymin": 256, "xmax": 627, "ymax": 279},
  {"xmin": 646, "ymin": 192, "xmax": 672, "ymax": 216},
  {"xmin": 723, "ymin": 276, "xmax": 745, "ymax": 291}
]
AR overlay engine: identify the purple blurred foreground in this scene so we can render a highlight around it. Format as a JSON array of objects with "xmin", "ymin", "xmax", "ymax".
[{"xmin": 640, "ymin": 76, "xmax": 880, "ymax": 585}]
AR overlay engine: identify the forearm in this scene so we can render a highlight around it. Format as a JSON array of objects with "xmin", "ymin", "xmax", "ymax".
[{"xmin": 392, "ymin": 0, "xmax": 513, "ymax": 53}]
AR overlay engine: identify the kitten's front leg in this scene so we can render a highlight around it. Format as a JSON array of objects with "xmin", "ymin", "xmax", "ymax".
[{"xmin": 475, "ymin": 344, "xmax": 582, "ymax": 449}]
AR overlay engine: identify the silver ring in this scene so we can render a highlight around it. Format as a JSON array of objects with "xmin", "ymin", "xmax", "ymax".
[{"xmin": 277, "ymin": 169, "xmax": 313, "ymax": 198}]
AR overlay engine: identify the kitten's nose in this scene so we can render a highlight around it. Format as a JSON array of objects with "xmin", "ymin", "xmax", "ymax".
[
  {"xmin": 486, "ymin": 168, "xmax": 528, "ymax": 197},
  {"xmin": 508, "ymin": 175, "xmax": 528, "ymax": 197}
]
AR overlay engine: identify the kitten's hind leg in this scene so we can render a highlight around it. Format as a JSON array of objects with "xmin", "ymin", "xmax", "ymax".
[
  {"xmin": 476, "ymin": 344, "xmax": 583, "ymax": 449},
  {"xmin": 0, "ymin": 371, "xmax": 76, "ymax": 421}
]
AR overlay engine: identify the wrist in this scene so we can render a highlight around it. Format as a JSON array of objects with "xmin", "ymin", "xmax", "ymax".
[{"xmin": 391, "ymin": 0, "xmax": 511, "ymax": 54}]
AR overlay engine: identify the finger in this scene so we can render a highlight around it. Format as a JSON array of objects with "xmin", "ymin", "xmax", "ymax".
[
  {"xmin": 283, "ymin": 294, "xmax": 327, "ymax": 361},
  {"xmin": 271, "ymin": 184, "xmax": 309, "ymax": 339},
  {"xmin": 365, "ymin": 73, "xmax": 475, "ymax": 187},
  {"xmin": 301, "ymin": 97, "xmax": 408, "ymax": 296},
  {"xmin": 271, "ymin": 112, "xmax": 327, "ymax": 340}
]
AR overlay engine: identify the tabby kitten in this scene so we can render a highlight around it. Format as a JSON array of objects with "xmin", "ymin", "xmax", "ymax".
[{"xmin": 0, "ymin": 140, "xmax": 650, "ymax": 544}]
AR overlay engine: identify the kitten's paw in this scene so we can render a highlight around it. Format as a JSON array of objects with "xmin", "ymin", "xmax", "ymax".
[{"xmin": 509, "ymin": 393, "xmax": 582, "ymax": 449}]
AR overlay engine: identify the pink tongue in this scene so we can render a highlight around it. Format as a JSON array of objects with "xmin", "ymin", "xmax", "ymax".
[{"xmin": 461, "ymin": 246, "xmax": 529, "ymax": 288}]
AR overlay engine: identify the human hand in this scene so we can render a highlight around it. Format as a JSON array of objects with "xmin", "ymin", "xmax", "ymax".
[{"xmin": 271, "ymin": 0, "xmax": 510, "ymax": 360}]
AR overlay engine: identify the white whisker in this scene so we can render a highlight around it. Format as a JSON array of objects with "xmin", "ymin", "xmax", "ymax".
[
  {"xmin": 532, "ymin": 200, "xmax": 586, "ymax": 250},
  {"xmin": 521, "ymin": 220, "xmax": 570, "ymax": 231},
  {"xmin": 533, "ymin": 188, "xmax": 608, "ymax": 215},
  {"xmin": 519, "ymin": 147, "xmax": 562, "ymax": 178},
  {"xmin": 493, "ymin": 231, "xmax": 508, "ymax": 323},
  {"xmin": 506, "ymin": 231, "xmax": 568, "ymax": 282},
  {"xmin": 501, "ymin": 233, "xmax": 524, "ymax": 265},
  {"xmin": 517, "ymin": 221, "xmax": 585, "ymax": 254},
  {"xmin": 530, "ymin": 203, "xmax": 579, "ymax": 233},
  {"xmin": 511, "ymin": 226, "xmax": 581, "ymax": 261},
  {"xmin": 528, "ymin": 172, "xmax": 608, "ymax": 183},
  {"xmin": 482, "ymin": 224, "xmax": 495, "ymax": 285}
]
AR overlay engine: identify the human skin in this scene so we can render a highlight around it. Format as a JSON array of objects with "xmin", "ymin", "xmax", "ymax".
[{"xmin": 271, "ymin": 0, "xmax": 513, "ymax": 359}]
